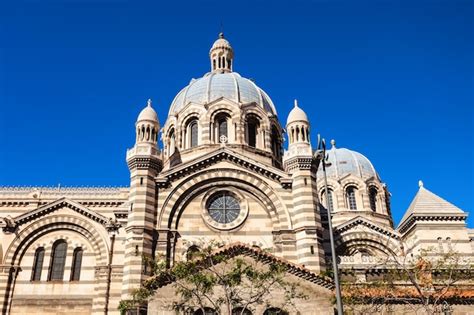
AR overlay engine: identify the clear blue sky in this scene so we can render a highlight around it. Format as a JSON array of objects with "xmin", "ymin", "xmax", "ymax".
[{"xmin": 0, "ymin": 0, "xmax": 472, "ymax": 227}]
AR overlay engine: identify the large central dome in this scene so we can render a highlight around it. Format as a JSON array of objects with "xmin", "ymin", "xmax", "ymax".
[
  {"xmin": 168, "ymin": 33, "xmax": 277, "ymax": 117},
  {"xmin": 169, "ymin": 72, "xmax": 277, "ymax": 116}
]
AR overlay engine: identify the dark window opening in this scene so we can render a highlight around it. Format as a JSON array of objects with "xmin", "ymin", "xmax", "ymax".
[
  {"xmin": 49, "ymin": 240, "xmax": 67, "ymax": 281},
  {"xmin": 70, "ymin": 247, "xmax": 83, "ymax": 281},
  {"xmin": 31, "ymin": 247, "xmax": 45, "ymax": 281}
]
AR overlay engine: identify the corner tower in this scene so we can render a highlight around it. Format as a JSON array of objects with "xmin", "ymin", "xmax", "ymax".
[
  {"xmin": 122, "ymin": 99, "xmax": 162, "ymax": 299},
  {"xmin": 284, "ymin": 100, "xmax": 326, "ymax": 272}
]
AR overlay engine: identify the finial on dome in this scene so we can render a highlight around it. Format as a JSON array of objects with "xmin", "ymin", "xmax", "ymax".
[
  {"xmin": 330, "ymin": 139, "xmax": 336, "ymax": 148},
  {"xmin": 294, "ymin": 99, "xmax": 298, "ymax": 108},
  {"xmin": 147, "ymin": 98, "xmax": 152, "ymax": 107},
  {"xmin": 219, "ymin": 32, "xmax": 224, "ymax": 39},
  {"xmin": 418, "ymin": 180, "xmax": 424, "ymax": 188}
]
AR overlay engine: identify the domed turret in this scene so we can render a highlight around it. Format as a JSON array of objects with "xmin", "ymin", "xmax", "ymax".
[
  {"xmin": 287, "ymin": 100, "xmax": 309, "ymax": 126},
  {"xmin": 135, "ymin": 99, "xmax": 160, "ymax": 146},
  {"xmin": 286, "ymin": 100, "xmax": 310, "ymax": 146},
  {"xmin": 210, "ymin": 32, "xmax": 234, "ymax": 73}
]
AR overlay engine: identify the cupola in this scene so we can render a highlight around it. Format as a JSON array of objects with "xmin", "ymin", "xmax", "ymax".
[
  {"xmin": 135, "ymin": 99, "xmax": 160, "ymax": 145},
  {"xmin": 209, "ymin": 32, "xmax": 234, "ymax": 73}
]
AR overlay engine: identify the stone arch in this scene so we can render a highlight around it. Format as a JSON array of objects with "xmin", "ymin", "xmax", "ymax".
[
  {"xmin": 335, "ymin": 230, "xmax": 400, "ymax": 258},
  {"xmin": 159, "ymin": 168, "xmax": 291, "ymax": 231},
  {"xmin": 4, "ymin": 214, "xmax": 109, "ymax": 267}
]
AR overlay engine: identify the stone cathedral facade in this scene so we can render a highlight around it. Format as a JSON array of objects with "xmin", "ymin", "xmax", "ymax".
[{"xmin": 0, "ymin": 34, "xmax": 472, "ymax": 315}]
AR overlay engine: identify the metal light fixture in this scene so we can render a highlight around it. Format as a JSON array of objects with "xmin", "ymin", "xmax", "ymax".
[{"xmin": 314, "ymin": 134, "xmax": 344, "ymax": 315}]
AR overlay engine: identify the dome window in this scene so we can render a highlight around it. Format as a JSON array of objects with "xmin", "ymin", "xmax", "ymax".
[
  {"xmin": 246, "ymin": 115, "xmax": 260, "ymax": 148},
  {"xmin": 369, "ymin": 187, "xmax": 378, "ymax": 212},
  {"xmin": 346, "ymin": 186, "xmax": 358, "ymax": 210},
  {"xmin": 322, "ymin": 189, "xmax": 334, "ymax": 212},
  {"xmin": 168, "ymin": 128, "xmax": 176, "ymax": 156},
  {"xmin": 186, "ymin": 119, "xmax": 199, "ymax": 148}
]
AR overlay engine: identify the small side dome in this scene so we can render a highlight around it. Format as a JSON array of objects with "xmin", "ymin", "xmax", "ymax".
[
  {"xmin": 286, "ymin": 100, "xmax": 309, "ymax": 126},
  {"xmin": 137, "ymin": 99, "xmax": 159, "ymax": 122},
  {"xmin": 318, "ymin": 141, "xmax": 379, "ymax": 180}
]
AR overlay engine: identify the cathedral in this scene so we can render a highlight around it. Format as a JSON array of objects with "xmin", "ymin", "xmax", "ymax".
[{"xmin": 0, "ymin": 33, "xmax": 472, "ymax": 315}]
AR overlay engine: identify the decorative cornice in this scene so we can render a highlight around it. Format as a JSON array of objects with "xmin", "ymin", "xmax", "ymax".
[
  {"xmin": 335, "ymin": 217, "xmax": 401, "ymax": 240},
  {"xmin": 283, "ymin": 156, "xmax": 316, "ymax": 173},
  {"xmin": 127, "ymin": 155, "xmax": 163, "ymax": 172},
  {"xmin": 1, "ymin": 198, "xmax": 119, "ymax": 233},
  {"xmin": 398, "ymin": 213, "xmax": 468, "ymax": 234},
  {"xmin": 157, "ymin": 148, "xmax": 288, "ymax": 187}
]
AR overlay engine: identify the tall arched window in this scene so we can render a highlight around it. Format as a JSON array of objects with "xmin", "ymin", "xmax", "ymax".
[
  {"xmin": 49, "ymin": 240, "xmax": 67, "ymax": 281},
  {"xmin": 322, "ymin": 189, "xmax": 334, "ymax": 211},
  {"xmin": 346, "ymin": 186, "xmax": 358, "ymax": 210},
  {"xmin": 271, "ymin": 126, "xmax": 281, "ymax": 158},
  {"xmin": 246, "ymin": 116, "xmax": 260, "ymax": 148},
  {"xmin": 31, "ymin": 247, "xmax": 45, "ymax": 281},
  {"xmin": 187, "ymin": 119, "xmax": 198, "ymax": 148},
  {"xmin": 216, "ymin": 114, "xmax": 228, "ymax": 140},
  {"xmin": 168, "ymin": 128, "xmax": 176, "ymax": 156},
  {"xmin": 70, "ymin": 247, "xmax": 83, "ymax": 281},
  {"xmin": 369, "ymin": 187, "xmax": 378, "ymax": 212}
]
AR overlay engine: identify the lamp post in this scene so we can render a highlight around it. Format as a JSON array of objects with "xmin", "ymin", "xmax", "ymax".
[{"xmin": 314, "ymin": 135, "xmax": 344, "ymax": 314}]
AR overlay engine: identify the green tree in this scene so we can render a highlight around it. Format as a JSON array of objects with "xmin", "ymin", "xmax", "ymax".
[{"xmin": 119, "ymin": 242, "xmax": 308, "ymax": 315}]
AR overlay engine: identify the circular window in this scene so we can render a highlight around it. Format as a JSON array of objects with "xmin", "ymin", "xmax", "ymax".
[
  {"xmin": 201, "ymin": 190, "xmax": 249, "ymax": 231},
  {"xmin": 207, "ymin": 193, "xmax": 241, "ymax": 224}
]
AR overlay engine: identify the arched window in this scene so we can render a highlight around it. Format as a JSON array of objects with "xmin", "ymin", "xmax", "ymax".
[
  {"xmin": 271, "ymin": 126, "xmax": 281, "ymax": 158},
  {"xmin": 346, "ymin": 186, "xmax": 358, "ymax": 210},
  {"xmin": 369, "ymin": 187, "xmax": 378, "ymax": 212},
  {"xmin": 446, "ymin": 237, "xmax": 452, "ymax": 250},
  {"xmin": 437, "ymin": 237, "xmax": 444, "ymax": 253},
  {"xmin": 186, "ymin": 245, "xmax": 201, "ymax": 261},
  {"xmin": 194, "ymin": 308, "xmax": 217, "ymax": 315},
  {"xmin": 322, "ymin": 189, "xmax": 334, "ymax": 211},
  {"xmin": 31, "ymin": 247, "xmax": 45, "ymax": 281},
  {"xmin": 187, "ymin": 119, "xmax": 199, "ymax": 148},
  {"xmin": 215, "ymin": 113, "xmax": 229, "ymax": 141},
  {"xmin": 49, "ymin": 240, "xmax": 67, "ymax": 281},
  {"xmin": 263, "ymin": 308, "xmax": 289, "ymax": 315},
  {"xmin": 246, "ymin": 116, "xmax": 260, "ymax": 148},
  {"xmin": 169, "ymin": 128, "xmax": 176, "ymax": 156},
  {"xmin": 70, "ymin": 247, "xmax": 83, "ymax": 281},
  {"xmin": 232, "ymin": 307, "xmax": 252, "ymax": 315}
]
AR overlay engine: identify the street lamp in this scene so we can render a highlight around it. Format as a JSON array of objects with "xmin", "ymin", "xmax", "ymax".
[{"xmin": 314, "ymin": 135, "xmax": 344, "ymax": 315}]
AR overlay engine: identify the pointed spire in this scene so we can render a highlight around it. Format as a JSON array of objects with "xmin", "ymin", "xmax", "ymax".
[{"xmin": 294, "ymin": 99, "xmax": 298, "ymax": 108}]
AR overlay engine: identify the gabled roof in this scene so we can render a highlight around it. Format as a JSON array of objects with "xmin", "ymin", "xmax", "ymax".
[
  {"xmin": 4, "ymin": 197, "xmax": 111, "ymax": 230},
  {"xmin": 335, "ymin": 216, "xmax": 400, "ymax": 240},
  {"xmin": 144, "ymin": 242, "xmax": 334, "ymax": 291},
  {"xmin": 157, "ymin": 147, "xmax": 291, "ymax": 186},
  {"xmin": 398, "ymin": 185, "xmax": 467, "ymax": 233}
]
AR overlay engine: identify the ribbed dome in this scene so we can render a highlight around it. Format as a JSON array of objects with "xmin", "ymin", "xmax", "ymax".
[
  {"xmin": 169, "ymin": 72, "xmax": 277, "ymax": 116},
  {"xmin": 287, "ymin": 101, "xmax": 308, "ymax": 126},
  {"xmin": 317, "ymin": 143, "xmax": 379, "ymax": 180},
  {"xmin": 137, "ymin": 100, "xmax": 158, "ymax": 122}
]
